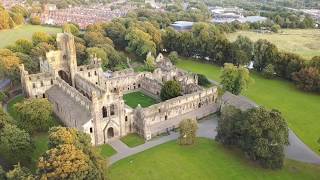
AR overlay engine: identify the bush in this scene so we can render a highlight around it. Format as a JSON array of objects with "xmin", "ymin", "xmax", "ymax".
[
  {"xmin": 197, "ymin": 74, "xmax": 211, "ymax": 87},
  {"xmin": 178, "ymin": 119, "xmax": 198, "ymax": 145},
  {"xmin": 160, "ymin": 80, "xmax": 182, "ymax": 101},
  {"xmin": 30, "ymin": 16, "xmax": 40, "ymax": 25},
  {"xmin": 292, "ymin": 67, "xmax": 320, "ymax": 92},
  {"xmin": 168, "ymin": 51, "xmax": 179, "ymax": 64},
  {"xmin": 262, "ymin": 64, "xmax": 276, "ymax": 79}
]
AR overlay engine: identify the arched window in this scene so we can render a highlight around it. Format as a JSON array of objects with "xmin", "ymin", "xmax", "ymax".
[
  {"xmin": 41, "ymin": 81, "xmax": 44, "ymax": 87},
  {"xmin": 125, "ymin": 116, "xmax": 128, "ymax": 122},
  {"xmin": 110, "ymin": 104, "xmax": 115, "ymax": 116},
  {"xmin": 50, "ymin": 79, "xmax": 53, "ymax": 85},
  {"xmin": 102, "ymin": 106, "xmax": 108, "ymax": 118},
  {"xmin": 88, "ymin": 72, "xmax": 91, "ymax": 77}
]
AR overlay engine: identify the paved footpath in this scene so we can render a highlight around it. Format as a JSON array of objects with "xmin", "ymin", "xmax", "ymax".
[{"xmin": 109, "ymin": 115, "xmax": 320, "ymax": 165}]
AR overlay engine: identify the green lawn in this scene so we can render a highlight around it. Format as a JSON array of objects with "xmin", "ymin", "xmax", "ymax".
[
  {"xmin": 29, "ymin": 133, "xmax": 49, "ymax": 171},
  {"xmin": 227, "ymin": 29, "xmax": 320, "ymax": 60},
  {"xmin": 123, "ymin": 91, "xmax": 158, "ymax": 108},
  {"xmin": 120, "ymin": 133, "xmax": 145, "ymax": 148},
  {"xmin": 7, "ymin": 95, "xmax": 24, "ymax": 121},
  {"xmin": 96, "ymin": 144, "xmax": 117, "ymax": 158},
  {"xmin": 0, "ymin": 24, "xmax": 61, "ymax": 48},
  {"xmin": 176, "ymin": 59, "xmax": 320, "ymax": 155},
  {"xmin": 109, "ymin": 138, "xmax": 320, "ymax": 180}
]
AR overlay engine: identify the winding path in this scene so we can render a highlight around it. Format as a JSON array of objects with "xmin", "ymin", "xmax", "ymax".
[{"xmin": 109, "ymin": 115, "xmax": 320, "ymax": 165}]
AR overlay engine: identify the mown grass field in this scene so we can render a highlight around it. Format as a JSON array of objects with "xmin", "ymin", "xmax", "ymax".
[
  {"xmin": 109, "ymin": 138, "xmax": 320, "ymax": 180},
  {"xmin": 120, "ymin": 133, "xmax": 145, "ymax": 148},
  {"xmin": 0, "ymin": 24, "xmax": 61, "ymax": 48},
  {"xmin": 176, "ymin": 58, "xmax": 320, "ymax": 155},
  {"xmin": 96, "ymin": 144, "xmax": 117, "ymax": 158},
  {"xmin": 227, "ymin": 29, "xmax": 320, "ymax": 60},
  {"xmin": 123, "ymin": 91, "xmax": 158, "ymax": 108}
]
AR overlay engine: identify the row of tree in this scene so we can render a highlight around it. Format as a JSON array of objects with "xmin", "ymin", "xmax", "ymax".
[{"xmin": 0, "ymin": 4, "xmax": 29, "ymax": 30}]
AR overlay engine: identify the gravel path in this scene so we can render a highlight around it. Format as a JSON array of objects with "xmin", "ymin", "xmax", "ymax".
[{"xmin": 109, "ymin": 115, "xmax": 320, "ymax": 165}]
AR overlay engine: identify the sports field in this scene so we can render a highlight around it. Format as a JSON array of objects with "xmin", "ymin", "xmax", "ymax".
[
  {"xmin": 176, "ymin": 58, "xmax": 320, "ymax": 155},
  {"xmin": 227, "ymin": 29, "xmax": 320, "ymax": 60},
  {"xmin": 0, "ymin": 24, "xmax": 61, "ymax": 48},
  {"xmin": 109, "ymin": 138, "xmax": 320, "ymax": 180}
]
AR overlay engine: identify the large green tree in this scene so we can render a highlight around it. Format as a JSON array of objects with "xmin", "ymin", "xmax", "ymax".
[
  {"xmin": 160, "ymin": 80, "xmax": 182, "ymax": 101},
  {"xmin": 220, "ymin": 63, "xmax": 251, "ymax": 95},
  {"xmin": 14, "ymin": 98, "xmax": 54, "ymax": 133},
  {"xmin": 253, "ymin": 39, "xmax": 279, "ymax": 72},
  {"xmin": 0, "ymin": 108, "xmax": 34, "ymax": 166}
]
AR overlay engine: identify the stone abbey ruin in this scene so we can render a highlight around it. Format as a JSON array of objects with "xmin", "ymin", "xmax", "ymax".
[{"xmin": 20, "ymin": 33, "xmax": 219, "ymax": 145}]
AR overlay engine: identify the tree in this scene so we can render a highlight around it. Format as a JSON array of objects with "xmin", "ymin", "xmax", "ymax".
[
  {"xmin": 145, "ymin": 53, "xmax": 156, "ymax": 72},
  {"xmin": 242, "ymin": 107, "xmax": 289, "ymax": 169},
  {"xmin": 168, "ymin": 51, "xmax": 179, "ymax": 64},
  {"xmin": 30, "ymin": 16, "xmax": 40, "ymax": 25},
  {"xmin": 6, "ymin": 163, "xmax": 34, "ymax": 180},
  {"xmin": 11, "ymin": 39, "xmax": 33, "ymax": 54},
  {"xmin": 197, "ymin": 74, "xmax": 211, "ymax": 87},
  {"xmin": 83, "ymin": 31, "xmax": 113, "ymax": 47},
  {"xmin": 37, "ymin": 144, "xmax": 91, "ymax": 179},
  {"xmin": 292, "ymin": 67, "xmax": 320, "ymax": 92},
  {"xmin": 271, "ymin": 24, "xmax": 281, "ymax": 33},
  {"xmin": 0, "ymin": 165, "xmax": 5, "ymax": 180},
  {"xmin": 14, "ymin": 98, "xmax": 54, "ymax": 133},
  {"xmin": 253, "ymin": 39, "xmax": 279, "ymax": 72},
  {"xmin": 178, "ymin": 119, "xmax": 198, "ymax": 145},
  {"xmin": 220, "ymin": 63, "xmax": 251, "ymax": 95},
  {"xmin": 232, "ymin": 35, "xmax": 253, "ymax": 66},
  {"xmin": 274, "ymin": 52, "xmax": 305, "ymax": 80},
  {"xmin": 160, "ymin": 80, "xmax": 182, "ymax": 101},
  {"xmin": 0, "ymin": 9, "xmax": 12, "ymax": 30},
  {"xmin": 11, "ymin": 13, "xmax": 24, "ymax": 25},
  {"xmin": 86, "ymin": 47, "xmax": 108, "ymax": 67},
  {"xmin": 0, "ymin": 48, "xmax": 21, "ymax": 81},
  {"xmin": 62, "ymin": 23, "xmax": 80, "ymax": 36},
  {"xmin": 32, "ymin": 32, "xmax": 51, "ymax": 45},
  {"xmin": 216, "ymin": 105, "xmax": 289, "ymax": 169},
  {"xmin": 0, "ymin": 109, "xmax": 34, "ymax": 166},
  {"xmin": 41, "ymin": 127, "xmax": 107, "ymax": 179},
  {"xmin": 104, "ymin": 21, "xmax": 127, "ymax": 49},
  {"xmin": 216, "ymin": 105, "xmax": 243, "ymax": 145},
  {"xmin": 262, "ymin": 64, "xmax": 276, "ymax": 79},
  {"xmin": 30, "ymin": 42, "xmax": 55, "ymax": 60},
  {"xmin": 125, "ymin": 27, "xmax": 156, "ymax": 59}
]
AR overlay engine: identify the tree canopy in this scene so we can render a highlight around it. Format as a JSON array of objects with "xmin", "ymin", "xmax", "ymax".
[{"xmin": 160, "ymin": 80, "xmax": 182, "ymax": 101}]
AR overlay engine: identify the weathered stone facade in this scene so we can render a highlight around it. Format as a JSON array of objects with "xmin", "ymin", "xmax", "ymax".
[{"xmin": 20, "ymin": 33, "xmax": 219, "ymax": 145}]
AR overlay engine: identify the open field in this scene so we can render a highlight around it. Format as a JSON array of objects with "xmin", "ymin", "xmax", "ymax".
[
  {"xmin": 109, "ymin": 138, "xmax": 320, "ymax": 180},
  {"xmin": 123, "ymin": 91, "xmax": 158, "ymax": 108},
  {"xmin": 0, "ymin": 24, "xmax": 61, "ymax": 48},
  {"xmin": 176, "ymin": 58, "xmax": 320, "ymax": 155},
  {"xmin": 227, "ymin": 29, "xmax": 320, "ymax": 60},
  {"xmin": 120, "ymin": 133, "xmax": 145, "ymax": 147}
]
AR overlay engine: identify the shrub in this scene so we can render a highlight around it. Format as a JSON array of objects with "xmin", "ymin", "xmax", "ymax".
[
  {"xmin": 178, "ymin": 119, "xmax": 198, "ymax": 145},
  {"xmin": 168, "ymin": 51, "xmax": 179, "ymax": 64},
  {"xmin": 197, "ymin": 74, "xmax": 211, "ymax": 87},
  {"xmin": 30, "ymin": 16, "xmax": 40, "ymax": 25}
]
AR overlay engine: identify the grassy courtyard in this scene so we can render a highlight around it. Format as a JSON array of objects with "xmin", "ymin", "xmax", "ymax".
[
  {"xmin": 96, "ymin": 144, "xmax": 117, "ymax": 158},
  {"xmin": 176, "ymin": 59, "xmax": 320, "ymax": 155},
  {"xmin": 123, "ymin": 91, "xmax": 158, "ymax": 108},
  {"xmin": 0, "ymin": 24, "xmax": 61, "ymax": 48},
  {"xmin": 227, "ymin": 29, "xmax": 320, "ymax": 60},
  {"xmin": 120, "ymin": 133, "xmax": 145, "ymax": 147},
  {"xmin": 109, "ymin": 138, "xmax": 320, "ymax": 180}
]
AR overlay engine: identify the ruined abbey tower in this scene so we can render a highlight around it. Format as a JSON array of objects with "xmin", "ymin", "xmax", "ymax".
[{"xmin": 20, "ymin": 32, "xmax": 219, "ymax": 145}]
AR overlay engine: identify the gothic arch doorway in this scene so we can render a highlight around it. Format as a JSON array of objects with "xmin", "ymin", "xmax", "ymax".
[
  {"xmin": 107, "ymin": 127, "xmax": 114, "ymax": 138},
  {"xmin": 58, "ymin": 70, "xmax": 71, "ymax": 85}
]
